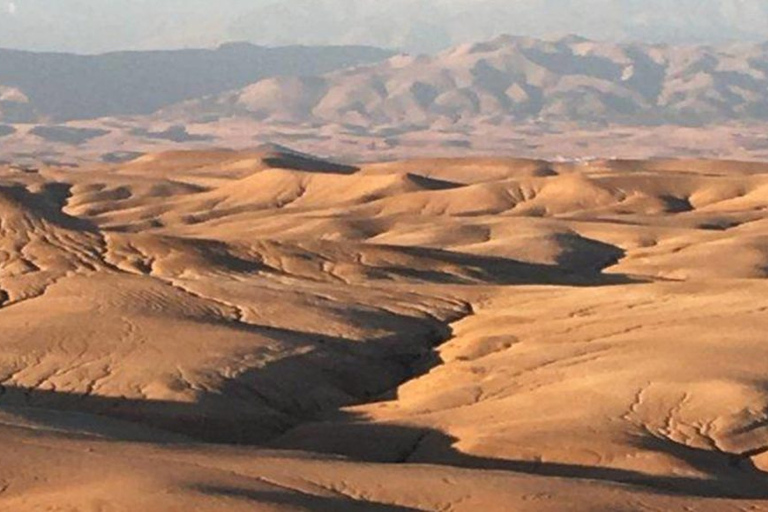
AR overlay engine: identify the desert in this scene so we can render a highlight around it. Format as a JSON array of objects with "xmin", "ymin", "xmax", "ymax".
[
  {"xmin": 4, "ymin": 2, "xmax": 768, "ymax": 509},
  {"xmin": 0, "ymin": 147, "xmax": 767, "ymax": 510}
]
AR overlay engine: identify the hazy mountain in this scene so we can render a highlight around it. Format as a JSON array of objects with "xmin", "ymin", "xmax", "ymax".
[
  {"xmin": 0, "ymin": 43, "xmax": 392, "ymax": 122},
  {"xmin": 1, "ymin": 0, "xmax": 767, "ymax": 55},
  {"xmin": 227, "ymin": 0, "xmax": 768, "ymax": 53},
  {"xmin": 168, "ymin": 35, "xmax": 768, "ymax": 127}
]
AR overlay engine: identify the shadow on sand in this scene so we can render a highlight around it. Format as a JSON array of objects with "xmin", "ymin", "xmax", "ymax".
[{"xmin": 1, "ymin": 383, "xmax": 767, "ymax": 502}]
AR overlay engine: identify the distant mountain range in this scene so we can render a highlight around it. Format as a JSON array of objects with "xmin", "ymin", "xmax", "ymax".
[
  {"xmin": 166, "ymin": 35, "xmax": 768, "ymax": 127},
  {"xmin": 5, "ymin": 35, "xmax": 768, "ymax": 166},
  {"xmin": 0, "ymin": 43, "xmax": 392, "ymax": 122}
]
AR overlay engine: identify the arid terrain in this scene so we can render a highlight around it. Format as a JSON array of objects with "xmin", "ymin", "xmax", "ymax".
[{"xmin": 0, "ymin": 146, "xmax": 768, "ymax": 510}]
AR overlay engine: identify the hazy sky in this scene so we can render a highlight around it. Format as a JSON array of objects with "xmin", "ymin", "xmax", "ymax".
[{"xmin": 1, "ymin": 0, "xmax": 767, "ymax": 54}]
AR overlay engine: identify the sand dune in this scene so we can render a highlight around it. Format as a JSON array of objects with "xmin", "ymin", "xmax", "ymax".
[{"xmin": 1, "ymin": 148, "xmax": 768, "ymax": 510}]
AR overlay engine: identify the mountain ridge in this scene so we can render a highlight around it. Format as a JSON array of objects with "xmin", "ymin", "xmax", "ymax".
[{"xmin": 163, "ymin": 34, "xmax": 768, "ymax": 127}]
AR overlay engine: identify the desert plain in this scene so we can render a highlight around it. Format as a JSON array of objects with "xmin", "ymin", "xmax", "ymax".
[{"xmin": 0, "ymin": 146, "xmax": 767, "ymax": 510}]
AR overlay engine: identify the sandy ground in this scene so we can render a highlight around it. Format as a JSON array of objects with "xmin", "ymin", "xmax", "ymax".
[{"xmin": 1, "ymin": 148, "xmax": 768, "ymax": 510}]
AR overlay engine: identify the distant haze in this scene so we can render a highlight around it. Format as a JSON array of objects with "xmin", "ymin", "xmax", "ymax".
[{"xmin": 1, "ymin": 0, "xmax": 767, "ymax": 54}]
